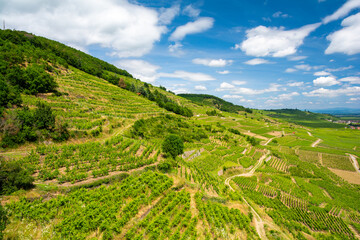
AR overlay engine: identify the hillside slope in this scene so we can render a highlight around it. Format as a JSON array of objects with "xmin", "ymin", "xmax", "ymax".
[{"xmin": 1, "ymin": 30, "xmax": 360, "ymax": 240}]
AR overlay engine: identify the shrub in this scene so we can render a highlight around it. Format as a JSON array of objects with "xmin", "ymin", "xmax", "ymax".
[
  {"xmin": 0, "ymin": 159, "xmax": 34, "ymax": 195},
  {"xmin": 162, "ymin": 134, "xmax": 184, "ymax": 159}
]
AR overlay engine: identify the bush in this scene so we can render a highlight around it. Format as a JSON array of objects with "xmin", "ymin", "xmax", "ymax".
[
  {"xmin": 0, "ymin": 204, "xmax": 7, "ymax": 240},
  {"xmin": 0, "ymin": 159, "xmax": 34, "ymax": 195},
  {"xmin": 162, "ymin": 134, "xmax": 184, "ymax": 159}
]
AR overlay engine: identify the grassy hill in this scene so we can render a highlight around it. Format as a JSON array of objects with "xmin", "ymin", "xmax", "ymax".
[{"xmin": 1, "ymin": 30, "xmax": 360, "ymax": 240}]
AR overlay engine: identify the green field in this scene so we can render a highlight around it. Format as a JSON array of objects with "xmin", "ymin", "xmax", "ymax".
[{"xmin": 1, "ymin": 30, "xmax": 360, "ymax": 240}]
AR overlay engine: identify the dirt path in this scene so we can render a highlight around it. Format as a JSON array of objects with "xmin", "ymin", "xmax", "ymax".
[
  {"xmin": 224, "ymin": 151, "xmax": 270, "ymax": 239},
  {"xmin": 311, "ymin": 139, "xmax": 322, "ymax": 148},
  {"xmin": 262, "ymin": 138, "xmax": 274, "ymax": 146},
  {"xmin": 55, "ymin": 162, "xmax": 158, "ymax": 187},
  {"xmin": 242, "ymin": 197, "xmax": 268, "ymax": 240},
  {"xmin": 348, "ymin": 154, "xmax": 360, "ymax": 174},
  {"xmin": 307, "ymin": 131, "xmax": 313, "ymax": 137}
]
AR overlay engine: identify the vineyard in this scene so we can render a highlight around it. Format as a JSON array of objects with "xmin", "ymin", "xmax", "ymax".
[
  {"xmin": 13, "ymin": 136, "xmax": 160, "ymax": 184},
  {"xmin": 1, "ymin": 29, "xmax": 360, "ymax": 240},
  {"xmin": 5, "ymin": 171, "xmax": 173, "ymax": 239}
]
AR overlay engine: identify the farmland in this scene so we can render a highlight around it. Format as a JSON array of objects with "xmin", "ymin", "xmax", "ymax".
[{"xmin": 1, "ymin": 30, "xmax": 360, "ymax": 240}]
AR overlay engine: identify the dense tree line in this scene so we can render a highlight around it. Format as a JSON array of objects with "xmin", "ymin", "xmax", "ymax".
[
  {"xmin": 178, "ymin": 93, "xmax": 252, "ymax": 114},
  {"xmin": 125, "ymin": 82, "xmax": 193, "ymax": 117}
]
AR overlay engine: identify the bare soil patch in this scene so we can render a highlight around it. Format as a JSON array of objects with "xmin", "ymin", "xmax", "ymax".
[
  {"xmin": 329, "ymin": 168, "xmax": 360, "ymax": 185},
  {"xmin": 267, "ymin": 131, "xmax": 282, "ymax": 137}
]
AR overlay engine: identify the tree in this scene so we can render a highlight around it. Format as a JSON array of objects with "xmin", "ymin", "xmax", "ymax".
[
  {"xmin": 34, "ymin": 101, "xmax": 55, "ymax": 130},
  {"xmin": 0, "ymin": 159, "xmax": 34, "ymax": 195},
  {"xmin": 162, "ymin": 134, "xmax": 184, "ymax": 159}
]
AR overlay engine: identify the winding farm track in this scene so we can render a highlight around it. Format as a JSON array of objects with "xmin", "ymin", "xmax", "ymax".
[
  {"xmin": 311, "ymin": 138, "xmax": 322, "ymax": 147},
  {"xmin": 262, "ymin": 138, "xmax": 274, "ymax": 146},
  {"xmin": 348, "ymin": 154, "xmax": 360, "ymax": 174},
  {"xmin": 225, "ymin": 151, "xmax": 270, "ymax": 239}
]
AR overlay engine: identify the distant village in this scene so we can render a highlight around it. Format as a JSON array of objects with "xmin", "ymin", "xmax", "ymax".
[{"xmin": 327, "ymin": 119, "xmax": 360, "ymax": 130}]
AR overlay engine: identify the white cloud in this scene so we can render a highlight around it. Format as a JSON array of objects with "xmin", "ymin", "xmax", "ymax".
[
  {"xmin": 218, "ymin": 82, "xmax": 235, "ymax": 90},
  {"xmin": 223, "ymin": 95, "xmax": 253, "ymax": 103},
  {"xmin": 314, "ymin": 71, "xmax": 332, "ymax": 76},
  {"xmin": 117, "ymin": 59, "xmax": 160, "ymax": 83},
  {"xmin": 195, "ymin": 85, "xmax": 207, "ymax": 91},
  {"xmin": 325, "ymin": 13, "xmax": 360, "ymax": 55},
  {"xmin": 192, "ymin": 58, "xmax": 233, "ymax": 67},
  {"xmin": 171, "ymin": 88, "xmax": 190, "ymax": 94},
  {"xmin": 0, "ymin": 0, "xmax": 167, "ymax": 58},
  {"xmin": 323, "ymin": 0, "xmax": 360, "ymax": 24},
  {"xmin": 313, "ymin": 76, "xmax": 340, "ymax": 87},
  {"xmin": 232, "ymin": 80, "xmax": 247, "ymax": 85},
  {"xmin": 285, "ymin": 68, "xmax": 297, "ymax": 73},
  {"xmin": 325, "ymin": 65, "xmax": 353, "ymax": 72},
  {"xmin": 287, "ymin": 82, "xmax": 304, "ymax": 87},
  {"xmin": 159, "ymin": 71, "xmax": 216, "ymax": 81},
  {"xmin": 237, "ymin": 23, "xmax": 320, "ymax": 57},
  {"xmin": 169, "ymin": 17, "xmax": 214, "ymax": 41},
  {"xmin": 168, "ymin": 42, "xmax": 184, "ymax": 55},
  {"xmin": 272, "ymin": 11, "xmax": 289, "ymax": 18},
  {"xmin": 244, "ymin": 58, "xmax": 271, "ymax": 65},
  {"xmin": 350, "ymin": 97, "xmax": 360, "ymax": 101},
  {"xmin": 217, "ymin": 83, "xmax": 283, "ymax": 95},
  {"xmin": 217, "ymin": 70, "xmax": 230, "ymax": 75},
  {"xmin": 303, "ymin": 86, "xmax": 360, "ymax": 97},
  {"xmin": 339, "ymin": 76, "xmax": 360, "ymax": 84},
  {"xmin": 295, "ymin": 64, "xmax": 312, "ymax": 71},
  {"xmin": 159, "ymin": 5, "xmax": 180, "ymax": 25},
  {"xmin": 288, "ymin": 56, "xmax": 307, "ymax": 61},
  {"xmin": 183, "ymin": 4, "xmax": 200, "ymax": 18},
  {"xmin": 265, "ymin": 92, "xmax": 299, "ymax": 105}
]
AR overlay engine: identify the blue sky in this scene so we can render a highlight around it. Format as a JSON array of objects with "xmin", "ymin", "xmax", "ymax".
[{"xmin": 1, "ymin": 0, "xmax": 360, "ymax": 109}]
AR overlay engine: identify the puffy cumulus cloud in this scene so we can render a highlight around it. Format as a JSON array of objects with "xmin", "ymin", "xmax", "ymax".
[
  {"xmin": 169, "ymin": 17, "xmax": 214, "ymax": 41},
  {"xmin": 244, "ymin": 58, "xmax": 271, "ymax": 65},
  {"xmin": 216, "ymin": 83, "xmax": 283, "ymax": 95},
  {"xmin": 287, "ymin": 82, "xmax": 304, "ymax": 87},
  {"xmin": 183, "ymin": 4, "xmax": 200, "ymax": 18},
  {"xmin": 236, "ymin": 23, "xmax": 320, "ymax": 57},
  {"xmin": 117, "ymin": 60, "xmax": 160, "ymax": 83},
  {"xmin": 192, "ymin": 58, "xmax": 233, "ymax": 67},
  {"xmin": 217, "ymin": 70, "xmax": 230, "ymax": 75},
  {"xmin": 194, "ymin": 85, "xmax": 207, "ymax": 91},
  {"xmin": 0, "ymin": 0, "xmax": 167, "ymax": 57},
  {"xmin": 323, "ymin": 0, "xmax": 360, "ymax": 24},
  {"xmin": 217, "ymin": 82, "xmax": 235, "ymax": 90},
  {"xmin": 326, "ymin": 13, "xmax": 360, "ymax": 55},
  {"xmin": 303, "ymin": 86, "xmax": 360, "ymax": 97},
  {"xmin": 159, "ymin": 5, "xmax": 180, "ymax": 25},
  {"xmin": 288, "ymin": 56, "xmax": 307, "ymax": 61},
  {"xmin": 339, "ymin": 76, "xmax": 360, "ymax": 84},
  {"xmin": 158, "ymin": 71, "xmax": 216, "ymax": 81},
  {"xmin": 313, "ymin": 76, "xmax": 340, "ymax": 87},
  {"xmin": 314, "ymin": 71, "xmax": 332, "ymax": 76}
]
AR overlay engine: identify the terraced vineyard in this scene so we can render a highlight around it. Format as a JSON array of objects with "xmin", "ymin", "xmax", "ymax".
[{"xmin": 1, "ymin": 30, "xmax": 360, "ymax": 240}]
